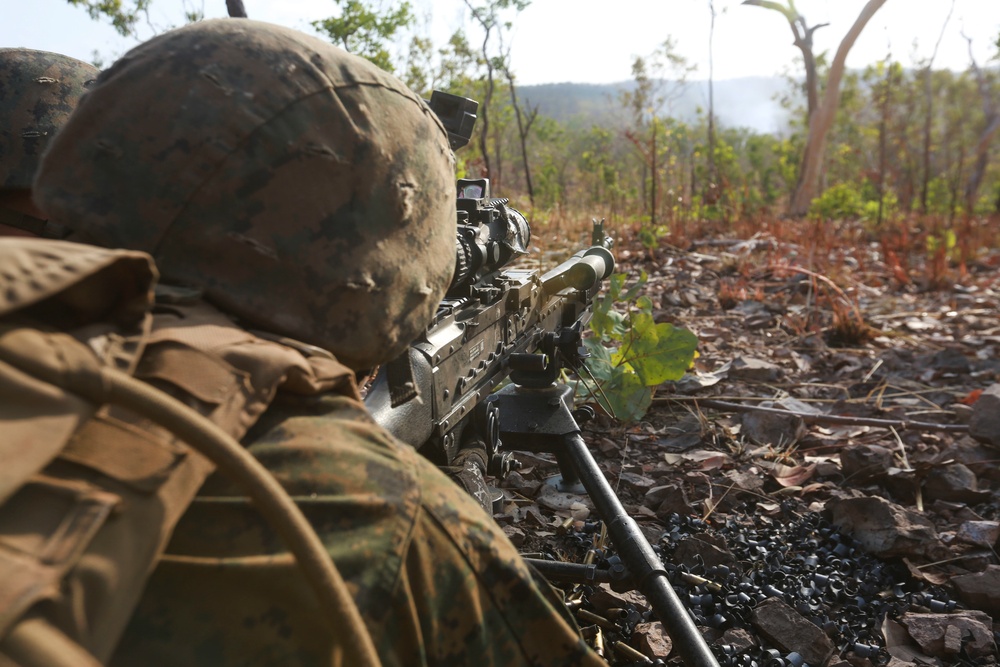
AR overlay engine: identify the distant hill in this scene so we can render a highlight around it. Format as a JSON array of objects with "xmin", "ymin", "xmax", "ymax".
[{"xmin": 517, "ymin": 76, "xmax": 795, "ymax": 135}]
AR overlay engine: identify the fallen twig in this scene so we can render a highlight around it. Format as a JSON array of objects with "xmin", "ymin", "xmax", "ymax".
[{"xmin": 654, "ymin": 397, "xmax": 969, "ymax": 433}]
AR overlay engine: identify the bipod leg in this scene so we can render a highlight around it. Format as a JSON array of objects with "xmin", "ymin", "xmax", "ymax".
[
  {"xmin": 548, "ymin": 448, "xmax": 586, "ymax": 494},
  {"xmin": 488, "ymin": 382, "xmax": 720, "ymax": 667},
  {"xmin": 562, "ymin": 433, "xmax": 720, "ymax": 667}
]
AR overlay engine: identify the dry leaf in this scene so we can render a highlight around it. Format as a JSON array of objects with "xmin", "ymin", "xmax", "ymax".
[
  {"xmin": 771, "ymin": 462, "xmax": 816, "ymax": 487},
  {"xmin": 903, "ymin": 558, "xmax": 951, "ymax": 586}
]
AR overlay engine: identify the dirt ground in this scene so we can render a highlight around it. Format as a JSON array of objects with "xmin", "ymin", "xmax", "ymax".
[{"xmin": 501, "ymin": 220, "xmax": 1000, "ymax": 666}]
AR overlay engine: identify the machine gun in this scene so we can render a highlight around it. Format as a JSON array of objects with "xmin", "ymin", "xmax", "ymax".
[
  {"xmin": 365, "ymin": 173, "xmax": 614, "ymax": 507},
  {"xmin": 367, "ymin": 90, "xmax": 616, "ymax": 508},
  {"xmin": 365, "ymin": 91, "xmax": 720, "ymax": 667}
]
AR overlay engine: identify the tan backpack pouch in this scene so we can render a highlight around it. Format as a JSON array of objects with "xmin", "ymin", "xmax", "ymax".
[
  {"xmin": 0, "ymin": 354, "xmax": 95, "ymax": 505},
  {"xmin": 0, "ymin": 476, "xmax": 121, "ymax": 640},
  {"xmin": 0, "ymin": 287, "xmax": 350, "ymax": 661},
  {"xmin": 0, "ymin": 239, "xmax": 155, "ymax": 505}
]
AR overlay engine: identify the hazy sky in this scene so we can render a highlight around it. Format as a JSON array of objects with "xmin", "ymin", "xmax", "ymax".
[{"xmin": 4, "ymin": 0, "xmax": 999, "ymax": 85}]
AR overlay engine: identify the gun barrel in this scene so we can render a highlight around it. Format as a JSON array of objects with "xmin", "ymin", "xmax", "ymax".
[
  {"xmin": 562, "ymin": 433, "xmax": 721, "ymax": 667},
  {"xmin": 541, "ymin": 246, "xmax": 615, "ymax": 295}
]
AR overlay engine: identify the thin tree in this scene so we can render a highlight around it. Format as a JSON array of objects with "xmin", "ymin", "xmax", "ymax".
[
  {"xmin": 706, "ymin": 0, "xmax": 719, "ymax": 201},
  {"xmin": 463, "ymin": 0, "xmax": 530, "ymax": 186},
  {"xmin": 744, "ymin": 0, "xmax": 889, "ymax": 216},
  {"xmin": 919, "ymin": 0, "xmax": 955, "ymax": 212},
  {"xmin": 961, "ymin": 32, "xmax": 1000, "ymax": 216},
  {"xmin": 66, "ymin": 0, "xmax": 150, "ymax": 36},
  {"xmin": 620, "ymin": 39, "xmax": 693, "ymax": 227},
  {"xmin": 495, "ymin": 28, "xmax": 538, "ymax": 206},
  {"xmin": 504, "ymin": 67, "xmax": 539, "ymax": 206},
  {"xmin": 874, "ymin": 53, "xmax": 895, "ymax": 227},
  {"xmin": 312, "ymin": 1, "xmax": 415, "ymax": 73}
]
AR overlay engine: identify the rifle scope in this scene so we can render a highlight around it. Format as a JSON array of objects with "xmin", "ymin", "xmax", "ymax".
[{"xmin": 448, "ymin": 178, "xmax": 530, "ymax": 297}]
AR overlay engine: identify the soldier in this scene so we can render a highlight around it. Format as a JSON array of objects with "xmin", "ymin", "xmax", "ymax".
[
  {"xmin": 0, "ymin": 48, "xmax": 97, "ymax": 237},
  {"xmin": 26, "ymin": 18, "xmax": 604, "ymax": 667}
]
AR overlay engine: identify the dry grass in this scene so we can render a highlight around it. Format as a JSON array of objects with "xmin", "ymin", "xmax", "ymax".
[{"xmin": 521, "ymin": 201, "xmax": 1000, "ymax": 294}]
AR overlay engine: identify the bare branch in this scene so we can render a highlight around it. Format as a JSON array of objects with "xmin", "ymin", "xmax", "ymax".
[
  {"xmin": 656, "ymin": 398, "xmax": 970, "ymax": 434},
  {"xmin": 742, "ymin": 0, "xmax": 796, "ymax": 23},
  {"xmin": 804, "ymin": 22, "xmax": 829, "ymax": 42}
]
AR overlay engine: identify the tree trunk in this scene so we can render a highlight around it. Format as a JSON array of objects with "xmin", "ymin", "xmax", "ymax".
[
  {"xmin": 898, "ymin": 80, "xmax": 919, "ymax": 210},
  {"xmin": 949, "ymin": 133, "xmax": 966, "ymax": 222},
  {"xmin": 492, "ymin": 116, "xmax": 503, "ymax": 192},
  {"xmin": 964, "ymin": 115, "xmax": 1000, "ymax": 214},
  {"xmin": 650, "ymin": 120, "xmax": 658, "ymax": 226},
  {"xmin": 876, "ymin": 57, "xmax": 892, "ymax": 227},
  {"xmin": 465, "ymin": 1, "xmax": 494, "ymax": 180},
  {"xmin": 504, "ymin": 69, "xmax": 537, "ymax": 207},
  {"xmin": 962, "ymin": 34, "xmax": 1000, "ymax": 215},
  {"xmin": 706, "ymin": 1, "xmax": 717, "ymax": 191},
  {"xmin": 742, "ymin": 1, "xmax": 827, "ymax": 121},
  {"xmin": 478, "ymin": 30, "xmax": 494, "ymax": 180},
  {"xmin": 921, "ymin": 1, "xmax": 955, "ymax": 212},
  {"xmin": 788, "ymin": 0, "xmax": 889, "ymax": 216}
]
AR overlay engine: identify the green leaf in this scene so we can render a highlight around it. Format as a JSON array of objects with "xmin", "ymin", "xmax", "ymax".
[
  {"xmin": 624, "ymin": 312, "xmax": 698, "ymax": 385},
  {"xmin": 312, "ymin": 0, "xmax": 414, "ymax": 73},
  {"xmin": 607, "ymin": 273, "xmax": 628, "ymax": 301},
  {"xmin": 580, "ymin": 269, "xmax": 698, "ymax": 423},
  {"xmin": 582, "ymin": 338, "xmax": 615, "ymax": 381},
  {"xmin": 602, "ymin": 369, "xmax": 651, "ymax": 422},
  {"xmin": 574, "ymin": 368, "xmax": 649, "ymax": 423},
  {"xmin": 635, "ymin": 295, "xmax": 654, "ymax": 315},
  {"xmin": 68, "ymin": 0, "xmax": 151, "ymax": 37},
  {"xmin": 591, "ymin": 293, "xmax": 612, "ymax": 328},
  {"xmin": 619, "ymin": 270, "xmax": 648, "ymax": 302},
  {"xmin": 590, "ymin": 301, "xmax": 626, "ymax": 340}
]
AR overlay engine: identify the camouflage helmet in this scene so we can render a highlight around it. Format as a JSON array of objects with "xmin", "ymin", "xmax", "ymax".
[
  {"xmin": 0, "ymin": 49, "xmax": 98, "ymax": 189},
  {"xmin": 35, "ymin": 19, "xmax": 457, "ymax": 370}
]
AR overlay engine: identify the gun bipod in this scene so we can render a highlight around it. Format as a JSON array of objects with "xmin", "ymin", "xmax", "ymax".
[{"xmin": 488, "ymin": 381, "xmax": 721, "ymax": 667}]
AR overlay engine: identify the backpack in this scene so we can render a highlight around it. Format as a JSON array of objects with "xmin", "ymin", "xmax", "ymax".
[{"xmin": 0, "ymin": 238, "xmax": 378, "ymax": 666}]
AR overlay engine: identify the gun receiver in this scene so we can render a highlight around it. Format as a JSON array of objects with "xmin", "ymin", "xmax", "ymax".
[{"xmin": 365, "ymin": 179, "xmax": 613, "ymax": 489}]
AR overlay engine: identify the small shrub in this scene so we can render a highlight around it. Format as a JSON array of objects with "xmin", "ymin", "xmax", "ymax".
[
  {"xmin": 579, "ymin": 272, "xmax": 699, "ymax": 422},
  {"xmin": 809, "ymin": 183, "xmax": 864, "ymax": 221},
  {"xmin": 861, "ymin": 189, "xmax": 900, "ymax": 228}
]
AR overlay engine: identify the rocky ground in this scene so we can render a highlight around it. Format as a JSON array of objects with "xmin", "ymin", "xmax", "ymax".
[{"xmin": 500, "ymin": 222, "xmax": 1000, "ymax": 666}]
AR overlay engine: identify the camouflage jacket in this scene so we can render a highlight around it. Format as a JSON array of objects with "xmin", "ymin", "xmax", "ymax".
[{"xmin": 110, "ymin": 294, "xmax": 604, "ymax": 667}]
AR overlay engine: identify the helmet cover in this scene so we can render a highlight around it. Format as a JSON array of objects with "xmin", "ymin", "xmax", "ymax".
[
  {"xmin": 0, "ymin": 48, "xmax": 98, "ymax": 189},
  {"xmin": 35, "ymin": 19, "xmax": 457, "ymax": 370}
]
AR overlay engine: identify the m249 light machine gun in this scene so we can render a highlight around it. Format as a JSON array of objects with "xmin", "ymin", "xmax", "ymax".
[
  {"xmin": 365, "ymin": 171, "xmax": 615, "ymax": 507},
  {"xmin": 365, "ymin": 91, "xmax": 719, "ymax": 667},
  {"xmin": 366, "ymin": 90, "xmax": 616, "ymax": 508}
]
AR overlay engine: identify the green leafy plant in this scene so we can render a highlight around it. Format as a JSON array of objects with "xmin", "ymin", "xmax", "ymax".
[
  {"xmin": 312, "ymin": 0, "xmax": 414, "ymax": 73},
  {"xmin": 861, "ymin": 189, "xmax": 900, "ymax": 227},
  {"xmin": 925, "ymin": 227, "xmax": 958, "ymax": 287},
  {"xmin": 637, "ymin": 224, "xmax": 669, "ymax": 255},
  {"xmin": 808, "ymin": 182, "xmax": 864, "ymax": 221},
  {"xmin": 925, "ymin": 228, "xmax": 957, "ymax": 256},
  {"xmin": 578, "ymin": 272, "xmax": 698, "ymax": 422}
]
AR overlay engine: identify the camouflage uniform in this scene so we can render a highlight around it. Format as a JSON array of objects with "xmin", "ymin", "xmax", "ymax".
[
  {"xmin": 32, "ymin": 19, "xmax": 605, "ymax": 667},
  {"xmin": 0, "ymin": 49, "xmax": 97, "ymax": 236}
]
